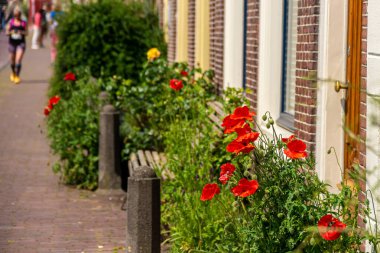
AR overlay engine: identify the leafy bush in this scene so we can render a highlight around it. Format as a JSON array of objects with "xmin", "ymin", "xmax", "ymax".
[
  {"xmin": 47, "ymin": 74, "xmax": 101, "ymax": 190},
  {"xmin": 110, "ymin": 56, "xmax": 217, "ymax": 158},
  {"xmin": 49, "ymin": 0, "xmax": 166, "ymax": 98}
]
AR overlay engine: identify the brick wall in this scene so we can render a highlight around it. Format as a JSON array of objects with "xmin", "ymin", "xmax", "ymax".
[
  {"xmin": 157, "ymin": 0, "xmax": 164, "ymax": 29},
  {"xmin": 358, "ymin": 0, "xmax": 368, "ymax": 238},
  {"xmin": 209, "ymin": 0, "xmax": 224, "ymax": 95},
  {"xmin": 188, "ymin": 0, "xmax": 196, "ymax": 67},
  {"xmin": 245, "ymin": 0, "xmax": 260, "ymax": 112},
  {"xmin": 168, "ymin": 0, "xmax": 177, "ymax": 63},
  {"xmin": 294, "ymin": 0, "xmax": 320, "ymax": 152},
  {"xmin": 360, "ymin": 0, "xmax": 368, "ymax": 176}
]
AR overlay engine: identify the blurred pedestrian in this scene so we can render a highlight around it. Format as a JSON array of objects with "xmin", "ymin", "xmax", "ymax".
[
  {"xmin": 31, "ymin": 8, "xmax": 42, "ymax": 49},
  {"xmin": 48, "ymin": 4, "xmax": 62, "ymax": 62},
  {"xmin": 6, "ymin": 6, "xmax": 27, "ymax": 84},
  {"xmin": 38, "ymin": 3, "xmax": 49, "ymax": 47}
]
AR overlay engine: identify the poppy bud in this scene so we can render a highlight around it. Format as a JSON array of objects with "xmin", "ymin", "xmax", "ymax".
[
  {"xmin": 269, "ymin": 118, "xmax": 274, "ymax": 125},
  {"xmin": 266, "ymin": 123, "xmax": 271, "ymax": 129},
  {"xmin": 262, "ymin": 114, "xmax": 267, "ymax": 121},
  {"xmin": 243, "ymin": 170, "xmax": 251, "ymax": 177},
  {"xmin": 251, "ymin": 174, "xmax": 257, "ymax": 180},
  {"xmin": 277, "ymin": 213, "xmax": 284, "ymax": 218},
  {"xmin": 310, "ymin": 237, "xmax": 316, "ymax": 246},
  {"xmin": 327, "ymin": 149, "xmax": 332, "ymax": 154}
]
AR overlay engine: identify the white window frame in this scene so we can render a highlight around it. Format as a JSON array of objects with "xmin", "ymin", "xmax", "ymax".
[{"xmin": 257, "ymin": 0, "xmax": 293, "ymax": 137}]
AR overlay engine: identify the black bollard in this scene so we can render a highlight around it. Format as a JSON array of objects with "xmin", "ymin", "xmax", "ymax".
[
  {"xmin": 98, "ymin": 103, "xmax": 121, "ymax": 189},
  {"xmin": 126, "ymin": 165, "xmax": 161, "ymax": 253}
]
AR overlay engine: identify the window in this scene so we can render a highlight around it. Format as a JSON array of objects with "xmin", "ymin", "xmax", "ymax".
[
  {"xmin": 278, "ymin": 0, "xmax": 298, "ymax": 131},
  {"xmin": 223, "ymin": 0, "xmax": 245, "ymax": 89}
]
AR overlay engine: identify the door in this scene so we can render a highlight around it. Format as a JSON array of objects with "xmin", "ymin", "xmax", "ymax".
[
  {"xmin": 343, "ymin": 0, "xmax": 362, "ymax": 179},
  {"xmin": 317, "ymin": 0, "xmax": 362, "ymax": 187}
]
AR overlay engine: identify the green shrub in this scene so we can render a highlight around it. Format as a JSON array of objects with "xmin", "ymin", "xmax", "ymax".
[
  {"xmin": 112, "ymin": 56, "xmax": 217, "ymax": 158},
  {"xmin": 47, "ymin": 75, "xmax": 101, "ymax": 190},
  {"xmin": 49, "ymin": 0, "xmax": 166, "ymax": 98}
]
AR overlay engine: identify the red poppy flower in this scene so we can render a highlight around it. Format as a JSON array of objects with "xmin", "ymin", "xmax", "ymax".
[
  {"xmin": 235, "ymin": 132, "xmax": 260, "ymax": 144},
  {"xmin": 200, "ymin": 183, "xmax": 220, "ymax": 201},
  {"xmin": 64, "ymin": 72, "xmax": 76, "ymax": 81},
  {"xmin": 180, "ymin": 70, "xmax": 188, "ymax": 77},
  {"xmin": 226, "ymin": 140, "xmax": 255, "ymax": 154},
  {"xmin": 318, "ymin": 214, "xmax": 346, "ymax": 241},
  {"xmin": 284, "ymin": 139, "xmax": 308, "ymax": 159},
  {"xmin": 230, "ymin": 106, "xmax": 255, "ymax": 121},
  {"xmin": 281, "ymin": 135, "xmax": 295, "ymax": 144},
  {"xmin": 222, "ymin": 115, "xmax": 245, "ymax": 134},
  {"xmin": 231, "ymin": 178, "xmax": 259, "ymax": 197},
  {"xmin": 44, "ymin": 104, "xmax": 53, "ymax": 116},
  {"xmin": 235, "ymin": 124, "xmax": 252, "ymax": 137},
  {"xmin": 170, "ymin": 79, "xmax": 184, "ymax": 91},
  {"xmin": 219, "ymin": 163, "xmax": 236, "ymax": 185},
  {"xmin": 49, "ymin": 95, "xmax": 60, "ymax": 106}
]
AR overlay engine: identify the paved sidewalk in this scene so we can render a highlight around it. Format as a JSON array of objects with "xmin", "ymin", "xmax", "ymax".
[
  {"xmin": 0, "ymin": 33, "xmax": 8, "ymax": 70},
  {"xmin": 0, "ymin": 43, "xmax": 126, "ymax": 252}
]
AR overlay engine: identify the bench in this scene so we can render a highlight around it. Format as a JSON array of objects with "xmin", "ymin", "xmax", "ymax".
[{"xmin": 127, "ymin": 101, "xmax": 226, "ymax": 182}]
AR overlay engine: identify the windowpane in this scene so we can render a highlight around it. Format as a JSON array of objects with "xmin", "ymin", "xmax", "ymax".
[{"xmin": 283, "ymin": 0, "xmax": 298, "ymax": 115}]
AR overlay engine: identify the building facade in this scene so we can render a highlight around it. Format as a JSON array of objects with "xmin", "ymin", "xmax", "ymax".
[{"xmin": 159, "ymin": 0, "xmax": 380, "ymax": 242}]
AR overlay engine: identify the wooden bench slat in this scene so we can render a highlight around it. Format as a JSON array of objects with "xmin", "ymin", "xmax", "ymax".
[
  {"xmin": 144, "ymin": 150, "xmax": 157, "ymax": 168},
  {"xmin": 159, "ymin": 153, "xmax": 167, "ymax": 165},
  {"xmin": 137, "ymin": 150, "xmax": 148, "ymax": 166},
  {"xmin": 207, "ymin": 101, "xmax": 225, "ymax": 118},
  {"xmin": 130, "ymin": 153, "xmax": 139, "ymax": 170},
  {"xmin": 152, "ymin": 151, "xmax": 162, "ymax": 168},
  {"xmin": 208, "ymin": 113, "xmax": 222, "ymax": 127},
  {"xmin": 128, "ymin": 160, "xmax": 133, "ymax": 177}
]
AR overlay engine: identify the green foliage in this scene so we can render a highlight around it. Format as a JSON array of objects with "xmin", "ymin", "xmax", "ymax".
[
  {"xmin": 113, "ymin": 57, "xmax": 216, "ymax": 158},
  {"xmin": 49, "ymin": 0, "xmax": 166, "ymax": 98},
  {"xmin": 161, "ymin": 118, "xmax": 231, "ymax": 252},
  {"xmin": 47, "ymin": 75, "xmax": 100, "ymax": 190},
  {"xmin": 159, "ymin": 92, "xmax": 367, "ymax": 252}
]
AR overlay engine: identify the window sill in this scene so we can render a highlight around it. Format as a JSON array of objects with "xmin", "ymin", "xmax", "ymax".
[{"xmin": 276, "ymin": 112, "xmax": 295, "ymax": 133}]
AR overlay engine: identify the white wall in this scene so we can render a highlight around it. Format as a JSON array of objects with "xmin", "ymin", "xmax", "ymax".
[
  {"xmin": 315, "ymin": 0, "xmax": 347, "ymax": 191},
  {"xmin": 223, "ymin": 0, "xmax": 244, "ymax": 89},
  {"xmin": 366, "ymin": 0, "xmax": 380, "ymax": 244}
]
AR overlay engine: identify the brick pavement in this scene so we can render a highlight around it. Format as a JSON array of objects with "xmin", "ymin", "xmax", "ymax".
[
  {"xmin": 0, "ymin": 42, "xmax": 127, "ymax": 252},
  {"xmin": 0, "ymin": 32, "xmax": 8, "ymax": 70}
]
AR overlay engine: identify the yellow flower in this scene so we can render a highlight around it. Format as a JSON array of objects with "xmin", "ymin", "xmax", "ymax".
[{"xmin": 147, "ymin": 48, "xmax": 161, "ymax": 61}]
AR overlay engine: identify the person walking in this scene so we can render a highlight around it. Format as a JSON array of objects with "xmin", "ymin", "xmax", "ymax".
[
  {"xmin": 38, "ymin": 3, "xmax": 49, "ymax": 48},
  {"xmin": 31, "ymin": 8, "xmax": 42, "ymax": 49},
  {"xmin": 6, "ymin": 6, "xmax": 27, "ymax": 84},
  {"xmin": 48, "ymin": 4, "xmax": 62, "ymax": 62}
]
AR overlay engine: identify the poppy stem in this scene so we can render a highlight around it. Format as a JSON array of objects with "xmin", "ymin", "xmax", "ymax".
[
  {"xmin": 215, "ymin": 197, "xmax": 234, "ymax": 218},
  {"xmin": 240, "ymin": 200, "xmax": 248, "ymax": 215}
]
